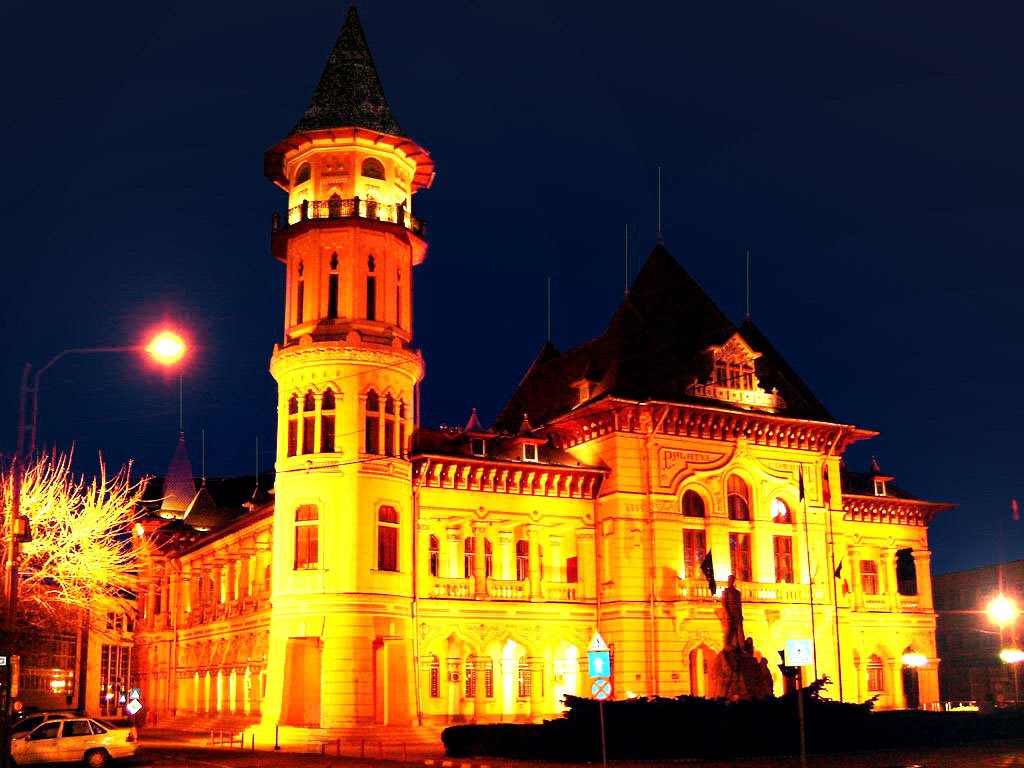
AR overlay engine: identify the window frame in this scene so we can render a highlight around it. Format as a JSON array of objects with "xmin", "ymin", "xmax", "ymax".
[
  {"xmin": 294, "ymin": 504, "xmax": 319, "ymax": 570},
  {"xmin": 377, "ymin": 505, "xmax": 399, "ymax": 572}
]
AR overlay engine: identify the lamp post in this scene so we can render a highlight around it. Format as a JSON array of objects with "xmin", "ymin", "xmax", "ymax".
[
  {"xmin": 987, "ymin": 595, "xmax": 1019, "ymax": 708},
  {"xmin": 2, "ymin": 330, "xmax": 187, "ymax": 768}
]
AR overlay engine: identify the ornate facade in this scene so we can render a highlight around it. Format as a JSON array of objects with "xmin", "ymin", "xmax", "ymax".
[{"xmin": 132, "ymin": 7, "xmax": 952, "ymax": 735}]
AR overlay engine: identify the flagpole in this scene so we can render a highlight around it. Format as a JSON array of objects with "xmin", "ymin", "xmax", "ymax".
[
  {"xmin": 800, "ymin": 467, "xmax": 819, "ymax": 680},
  {"xmin": 826, "ymin": 484, "xmax": 844, "ymax": 701}
]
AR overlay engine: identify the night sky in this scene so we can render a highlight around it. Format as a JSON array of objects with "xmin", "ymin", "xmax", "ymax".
[{"xmin": 2, "ymin": 2, "xmax": 1021, "ymax": 575}]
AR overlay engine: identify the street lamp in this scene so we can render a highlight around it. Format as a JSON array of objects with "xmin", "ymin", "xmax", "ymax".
[{"xmin": 988, "ymin": 595, "xmax": 1020, "ymax": 708}]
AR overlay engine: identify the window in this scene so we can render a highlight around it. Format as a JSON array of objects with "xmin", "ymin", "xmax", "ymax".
[
  {"xmin": 377, "ymin": 505, "xmax": 399, "ymax": 571},
  {"xmin": 465, "ymin": 659, "xmax": 476, "ymax": 698},
  {"xmin": 515, "ymin": 540, "xmax": 530, "ymax": 581},
  {"xmin": 517, "ymin": 660, "xmax": 532, "ymax": 699},
  {"xmin": 429, "ymin": 656, "xmax": 440, "ymax": 698},
  {"xmin": 770, "ymin": 497, "xmax": 792, "ymax": 523},
  {"xmin": 861, "ymin": 560, "xmax": 879, "ymax": 595},
  {"xmin": 682, "ymin": 490, "xmax": 705, "ymax": 518},
  {"xmin": 396, "ymin": 268, "xmax": 402, "ymax": 328},
  {"xmin": 773, "ymin": 536, "xmax": 794, "ymax": 583},
  {"xmin": 896, "ymin": 548, "xmax": 917, "ymax": 595},
  {"xmin": 287, "ymin": 395, "xmax": 299, "ymax": 457},
  {"xmin": 464, "ymin": 536, "xmax": 492, "ymax": 578},
  {"xmin": 428, "ymin": 534, "xmax": 440, "ymax": 577},
  {"xmin": 320, "ymin": 389, "xmax": 336, "ymax": 453},
  {"xmin": 366, "ymin": 254, "xmax": 377, "ymax": 321},
  {"xmin": 683, "ymin": 529, "xmax": 706, "ymax": 580},
  {"xmin": 327, "ymin": 273, "xmax": 339, "ymax": 320},
  {"xmin": 523, "ymin": 443, "xmax": 538, "ymax": 462},
  {"xmin": 295, "ymin": 261, "xmax": 305, "ymax": 324},
  {"xmin": 866, "ymin": 654, "xmax": 885, "ymax": 692},
  {"xmin": 566, "ymin": 556, "xmax": 578, "ymax": 583},
  {"xmin": 874, "ymin": 479, "xmax": 887, "ymax": 496},
  {"xmin": 63, "ymin": 721, "xmax": 93, "ymax": 738},
  {"xmin": 714, "ymin": 359, "xmax": 755, "ymax": 390},
  {"xmin": 729, "ymin": 532, "xmax": 752, "ymax": 581},
  {"xmin": 294, "ymin": 505, "xmax": 319, "ymax": 569},
  {"xmin": 302, "ymin": 392, "xmax": 316, "ymax": 455},
  {"xmin": 384, "ymin": 395, "xmax": 396, "ymax": 457},
  {"xmin": 361, "ymin": 157, "xmax": 385, "ymax": 180},
  {"xmin": 471, "ymin": 438, "xmax": 486, "ymax": 457},
  {"xmin": 33, "ymin": 723, "xmax": 60, "ymax": 741},
  {"xmin": 365, "ymin": 391, "xmax": 380, "ymax": 454},
  {"xmin": 465, "ymin": 657, "xmax": 494, "ymax": 698},
  {"xmin": 398, "ymin": 401, "xmax": 407, "ymax": 458},
  {"xmin": 727, "ymin": 476, "xmax": 750, "ymax": 520},
  {"xmin": 294, "ymin": 163, "xmax": 312, "ymax": 185}
]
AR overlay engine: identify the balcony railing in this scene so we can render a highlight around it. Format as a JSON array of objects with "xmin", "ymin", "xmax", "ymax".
[
  {"xmin": 487, "ymin": 578, "xmax": 528, "ymax": 600},
  {"xmin": 676, "ymin": 577, "xmax": 823, "ymax": 604},
  {"xmin": 271, "ymin": 197, "xmax": 426, "ymax": 236}
]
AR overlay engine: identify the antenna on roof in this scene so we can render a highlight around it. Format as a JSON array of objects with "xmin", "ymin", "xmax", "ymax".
[
  {"xmin": 547, "ymin": 275, "xmax": 552, "ymax": 343},
  {"xmin": 656, "ymin": 165, "xmax": 662, "ymax": 242},
  {"xmin": 624, "ymin": 224, "xmax": 629, "ymax": 296},
  {"xmin": 201, "ymin": 428, "xmax": 206, "ymax": 482},
  {"xmin": 745, "ymin": 250, "xmax": 751, "ymax": 319},
  {"xmin": 178, "ymin": 376, "xmax": 184, "ymax": 431},
  {"xmin": 255, "ymin": 435, "xmax": 260, "ymax": 489}
]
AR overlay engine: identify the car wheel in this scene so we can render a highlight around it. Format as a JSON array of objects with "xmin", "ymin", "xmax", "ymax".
[{"xmin": 84, "ymin": 748, "xmax": 109, "ymax": 768}]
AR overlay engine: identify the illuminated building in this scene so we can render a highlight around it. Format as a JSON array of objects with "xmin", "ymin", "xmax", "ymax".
[{"xmin": 132, "ymin": 6, "xmax": 952, "ymax": 734}]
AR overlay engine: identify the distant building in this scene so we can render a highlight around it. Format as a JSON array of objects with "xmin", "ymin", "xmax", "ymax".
[
  {"xmin": 131, "ymin": 6, "xmax": 953, "ymax": 735},
  {"xmin": 933, "ymin": 560, "xmax": 1024, "ymax": 705}
]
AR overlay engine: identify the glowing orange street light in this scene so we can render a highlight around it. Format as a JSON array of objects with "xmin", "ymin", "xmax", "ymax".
[
  {"xmin": 988, "ymin": 595, "xmax": 1018, "ymax": 627},
  {"xmin": 999, "ymin": 648, "xmax": 1024, "ymax": 664},
  {"xmin": 145, "ymin": 331, "xmax": 187, "ymax": 365}
]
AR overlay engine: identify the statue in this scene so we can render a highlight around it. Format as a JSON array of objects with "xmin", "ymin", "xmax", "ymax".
[
  {"xmin": 706, "ymin": 574, "xmax": 774, "ymax": 700},
  {"xmin": 721, "ymin": 575, "xmax": 745, "ymax": 650}
]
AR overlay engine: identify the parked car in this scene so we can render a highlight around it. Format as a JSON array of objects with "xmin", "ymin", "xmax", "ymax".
[
  {"xmin": 10, "ymin": 712, "xmax": 74, "ymax": 738},
  {"xmin": 10, "ymin": 717, "xmax": 137, "ymax": 767}
]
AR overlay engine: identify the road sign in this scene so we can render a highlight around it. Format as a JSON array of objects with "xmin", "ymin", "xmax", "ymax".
[
  {"xmin": 592, "ymin": 677, "xmax": 612, "ymax": 700},
  {"xmin": 785, "ymin": 639, "xmax": 815, "ymax": 667},
  {"xmin": 588, "ymin": 650, "xmax": 610, "ymax": 678},
  {"xmin": 125, "ymin": 700, "xmax": 142, "ymax": 716},
  {"xmin": 588, "ymin": 632, "xmax": 609, "ymax": 652},
  {"xmin": 129, "ymin": 688, "xmax": 140, "ymax": 701}
]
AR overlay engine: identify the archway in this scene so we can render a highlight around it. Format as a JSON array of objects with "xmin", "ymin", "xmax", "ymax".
[{"xmin": 689, "ymin": 644, "xmax": 714, "ymax": 697}]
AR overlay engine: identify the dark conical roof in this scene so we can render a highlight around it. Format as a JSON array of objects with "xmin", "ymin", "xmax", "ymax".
[
  {"xmin": 160, "ymin": 432, "xmax": 196, "ymax": 519},
  {"xmin": 290, "ymin": 6, "xmax": 404, "ymax": 137},
  {"xmin": 496, "ymin": 243, "xmax": 834, "ymax": 431}
]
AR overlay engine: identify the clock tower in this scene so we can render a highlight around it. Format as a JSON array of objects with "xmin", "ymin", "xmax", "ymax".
[{"xmin": 261, "ymin": 6, "xmax": 434, "ymax": 728}]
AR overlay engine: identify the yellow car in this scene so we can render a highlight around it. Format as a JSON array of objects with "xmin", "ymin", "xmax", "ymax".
[{"xmin": 11, "ymin": 717, "xmax": 138, "ymax": 767}]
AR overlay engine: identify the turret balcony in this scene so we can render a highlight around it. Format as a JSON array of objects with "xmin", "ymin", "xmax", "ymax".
[{"xmin": 271, "ymin": 196, "xmax": 426, "ymax": 238}]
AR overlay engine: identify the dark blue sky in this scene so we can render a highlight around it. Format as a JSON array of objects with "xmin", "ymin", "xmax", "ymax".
[{"xmin": 2, "ymin": 2, "xmax": 1021, "ymax": 574}]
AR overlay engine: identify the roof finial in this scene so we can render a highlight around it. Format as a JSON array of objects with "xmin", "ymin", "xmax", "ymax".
[
  {"xmin": 745, "ymin": 249, "xmax": 751, "ymax": 320},
  {"xmin": 656, "ymin": 165, "xmax": 663, "ymax": 242},
  {"xmin": 547, "ymin": 275, "xmax": 552, "ymax": 343},
  {"xmin": 624, "ymin": 224, "xmax": 629, "ymax": 296}
]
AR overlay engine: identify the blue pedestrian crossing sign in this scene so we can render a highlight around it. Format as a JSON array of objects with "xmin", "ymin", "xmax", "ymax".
[
  {"xmin": 588, "ymin": 632, "xmax": 611, "ymax": 678},
  {"xmin": 784, "ymin": 638, "xmax": 815, "ymax": 667}
]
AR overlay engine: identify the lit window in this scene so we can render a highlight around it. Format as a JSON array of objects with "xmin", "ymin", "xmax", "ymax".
[
  {"xmin": 320, "ymin": 389, "xmax": 336, "ymax": 453},
  {"xmin": 365, "ymin": 391, "xmax": 380, "ymax": 454},
  {"xmin": 361, "ymin": 157, "xmax": 385, "ymax": 180},
  {"xmin": 874, "ymin": 479, "xmax": 887, "ymax": 496},
  {"xmin": 727, "ymin": 476, "xmax": 751, "ymax": 521},
  {"xmin": 861, "ymin": 560, "xmax": 879, "ymax": 596},
  {"xmin": 302, "ymin": 392, "xmax": 316, "ymax": 455},
  {"xmin": 398, "ymin": 401, "xmax": 407, "ymax": 458},
  {"xmin": 384, "ymin": 395, "xmax": 396, "ymax": 457},
  {"xmin": 377, "ymin": 505, "xmax": 399, "ymax": 571},
  {"xmin": 682, "ymin": 529, "xmax": 706, "ymax": 580},
  {"xmin": 515, "ymin": 540, "xmax": 530, "ymax": 581},
  {"xmin": 294, "ymin": 505, "xmax": 319, "ymax": 570},
  {"xmin": 428, "ymin": 534, "xmax": 440, "ymax": 577},
  {"xmin": 682, "ymin": 490, "xmax": 705, "ymax": 518},
  {"xmin": 773, "ymin": 536, "xmax": 794, "ymax": 583},
  {"xmin": 729, "ymin": 532, "xmax": 752, "ymax": 581},
  {"xmin": 771, "ymin": 498, "xmax": 792, "ymax": 523},
  {"xmin": 366, "ymin": 254, "xmax": 377, "ymax": 321},
  {"xmin": 464, "ymin": 536, "xmax": 493, "ymax": 578},
  {"xmin": 287, "ymin": 394, "xmax": 299, "ymax": 457},
  {"xmin": 294, "ymin": 163, "xmax": 311, "ymax": 185},
  {"xmin": 866, "ymin": 654, "xmax": 885, "ymax": 691},
  {"xmin": 523, "ymin": 443, "xmax": 538, "ymax": 462}
]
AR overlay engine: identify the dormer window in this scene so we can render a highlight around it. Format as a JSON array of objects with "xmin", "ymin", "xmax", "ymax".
[
  {"xmin": 523, "ymin": 444, "xmax": 538, "ymax": 462},
  {"xmin": 572, "ymin": 379, "xmax": 591, "ymax": 405},
  {"xmin": 471, "ymin": 438, "xmax": 486, "ymax": 457},
  {"xmin": 874, "ymin": 479, "xmax": 887, "ymax": 496},
  {"xmin": 686, "ymin": 333, "xmax": 785, "ymax": 412}
]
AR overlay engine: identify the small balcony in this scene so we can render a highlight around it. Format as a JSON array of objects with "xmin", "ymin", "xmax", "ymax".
[
  {"xmin": 271, "ymin": 197, "xmax": 426, "ymax": 237},
  {"xmin": 676, "ymin": 577, "xmax": 823, "ymax": 604},
  {"xmin": 425, "ymin": 575, "xmax": 586, "ymax": 603}
]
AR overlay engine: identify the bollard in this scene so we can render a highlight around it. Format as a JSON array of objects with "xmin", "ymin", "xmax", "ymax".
[
  {"xmin": 274, "ymin": 724, "xmax": 280, "ymax": 751},
  {"xmin": 251, "ymin": 734, "xmax": 255, "ymax": 751}
]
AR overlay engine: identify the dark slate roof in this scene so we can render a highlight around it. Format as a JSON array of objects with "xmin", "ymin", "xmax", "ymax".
[
  {"xmin": 840, "ymin": 466, "xmax": 919, "ymax": 500},
  {"xmin": 495, "ymin": 243, "xmax": 834, "ymax": 431},
  {"xmin": 159, "ymin": 432, "xmax": 197, "ymax": 519},
  {"xmin": 289, "ymin": 6, "xmax": 405, "ymax": 137},
  {"xmin": 143, "ymin": 472, "xmax": 274, "ymax": 533},
  {"xmin": 412, "ymin": 427, "xmax": 603, "ymax": 470}
]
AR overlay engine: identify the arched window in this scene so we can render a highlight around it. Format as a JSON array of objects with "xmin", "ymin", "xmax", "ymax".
[
  {"xmin": 327, "ymin": 251, "xmax": 340, "ymax": 319},
  {"xmin": 295, "ymin": 261, "xmax": 305, "ymax": 325},
  {"xmin": 517, "ymin": 659, "xmax": 533, "ymax": 699},
  {"xmin": 770, "ymin": 498, "xmax": 792, "ymax": 523},
  {"xmin": 682, "ymin": 490, "xmax": 705, "ymax": 518},
  {"xmin": 866, "ymin": 654, "xmax": 885, "ymax": 692},
  {"xmin": 465, "ymin": 656, "xmax": 493, "ymax": 698},
  {"xmin": 364, "ymin": 391, "xmax": 380, "ymax": 454},
  {"xmin": 287, "ymin": 395, "xmax": 299, "ymax": 457},
  {"xmin": 361, "ymin": 157, "xmax": 385, "ymax": 180},
  {"xmin": 429, "ymin": 655, "xmax": 440, "ymax": 698},
  {"xmin": 320, "ymin": 389, "xmax": 336, "ymax": 453},
  {"xmin": 366, "ymin": 254, "xmax": 377, "ymax": 321},
  {"xmin": 727, "ymin": 475, "xmax": 751, "ymax": 521},
  {"xmin": 396, "ymin": 269, "xmax": 402, "ymax": 328},
  {"xmin": 428, "ymin": 534, "xmax": 440, "ymax": 577},
  {"xmin": 294, "ymin": 504, "xmax": 319, "ymax": 570},
  {"xmin": 377, "ymin": 505, "xmax": 399, "ymax": 571},
  {"xmin": 302, "ymin": 392, "xmax": 316, "ymax": 455},
  {"xmin": 515, "ymin": 540, "xmax": 530, "ymax": 581},
  {"xmin": 464, "ymin": 536, "xmax": 493, "ymax": 578},
  {"xmin": 294, "ymin": 163, "xmax": 312, "ymax": 185},
  {"xmin": 384, "ymin": 395, "xmax": 396, "ymax": 457}
]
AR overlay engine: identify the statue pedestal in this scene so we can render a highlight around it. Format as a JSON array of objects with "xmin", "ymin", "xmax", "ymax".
[{"xmin": 707, "ymin": 645, "xmax": 773, "ymax": 700}]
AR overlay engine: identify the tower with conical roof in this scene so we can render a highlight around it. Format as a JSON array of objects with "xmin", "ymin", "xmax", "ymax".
[{"xmin": 262, "ymin": 5, "xmax": 433, "ymax": 728}]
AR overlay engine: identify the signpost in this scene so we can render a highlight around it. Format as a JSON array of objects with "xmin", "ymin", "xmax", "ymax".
[
  {"xmin": 781, "ymin": 640, "xmax": 815, "ymax": 768},
  {"xmin": 588, "ymin": 632, "xmax": 611, "ymax": 768}
]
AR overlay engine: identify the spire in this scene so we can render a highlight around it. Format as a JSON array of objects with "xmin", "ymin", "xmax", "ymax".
[
  {"xmin": 290, "ymin": 6, "xmax": 405, "ymax": 137},
  {"xmin": 159, "ymin": 432, "xmax": 197, "ymax": 519},
  {"xmin": 464, "ymin": 408, "xmax": 488, "ymax": 434}
]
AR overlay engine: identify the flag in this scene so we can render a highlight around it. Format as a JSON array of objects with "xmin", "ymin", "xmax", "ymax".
[
  {"xmin": 798, "ymin": 466, "xmax": 805, "ymax": 502},
  {"xmin": 700, "ymin": 550, "xmax": 716, "ymax": 595},
  {"xmin": 834, "ymin": 558, "xmax": 844, "ymax": 580},
  {"xmin": 1013, "ymin": 499, "xmax": 1019, "ymax": 522}
]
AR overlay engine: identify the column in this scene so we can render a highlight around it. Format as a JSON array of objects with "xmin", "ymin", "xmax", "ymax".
[
  {"xmin": 527, "ymin": 525, "xmax": 543, "ymax": 600},
  {"xmin": 472, "ymin": 523, "xmax": 488, "ymax": 598},
  {"xmin": 498, "ymin": 531, "xmax": 514, "ymax": 581},
  {"xmin": 889, "ymin": 660, "xmax": 905, "ymax": 709},
  {"xmin": 911, "ymin": 549, "xmax": 934, "ymax": 611},
  {"xmin": 882, "ymin": 551, "xmax": 899, "ymax": 611},
  {"xmin": 446, "ymin": 529, "xmax": 461, "ymax": 579},
  {"xmin": 576, "ymin": 529, "xmax": 595, "ymax": 600},
  {"xmin": 528, "ymin": 657, "xmax": 546, "ymax": 720}
]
